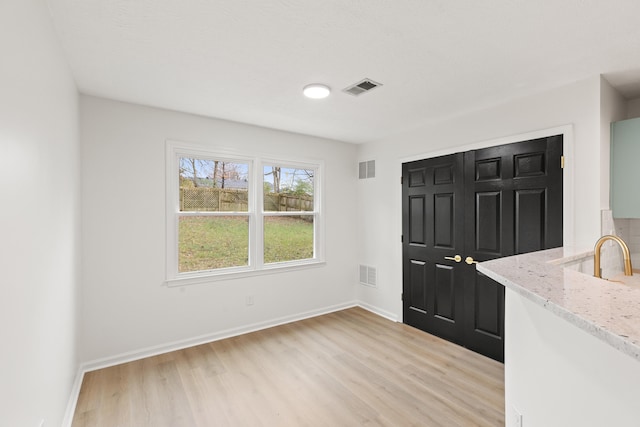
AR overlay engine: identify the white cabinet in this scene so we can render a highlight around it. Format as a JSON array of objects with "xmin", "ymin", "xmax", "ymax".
[{"xmin": 611, "ymin": 117, "xmax": 640, "ymax": 218}]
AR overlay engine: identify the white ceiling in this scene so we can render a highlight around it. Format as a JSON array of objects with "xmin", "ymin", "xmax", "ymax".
[{"xmin": 46, "ymin": 0, "xmax": 640, "ymax": 144}]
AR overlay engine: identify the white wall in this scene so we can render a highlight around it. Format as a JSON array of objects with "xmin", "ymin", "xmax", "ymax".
[
  {"xmin": 627, "ymin": 97, "xmax": 640, "ymax": 118},
  {"xmin": 0, "ymin": 1, "xmax": 80, "ymax": 426},
  {"xmin": 356, "ymin": 77, "xmax": 602, "ymax": 319},
  {"xmin": 599, "ymin": 76, "xmax": 627, "ymax": 210},
  {"xmin": 80, "ymin": 96, "xmax": 358, "ymax": 364},
  {"xmin": 505, "ymin": 289, "xmax": 640, "ymax": 427}
]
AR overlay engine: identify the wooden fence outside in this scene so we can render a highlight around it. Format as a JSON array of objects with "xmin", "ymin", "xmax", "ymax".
[
  {"xmin": 180, "ymin": 187, "xmax": 313, "ymax": 212},
  {"xmin": 264, "ymin": 193, "xmax": 313, "ymax": 212}
]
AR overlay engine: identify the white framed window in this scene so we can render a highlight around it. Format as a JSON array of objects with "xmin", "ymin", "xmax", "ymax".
[{"xmin": 166, "ymin": 141, "xmax": 324, "ymax": 286}]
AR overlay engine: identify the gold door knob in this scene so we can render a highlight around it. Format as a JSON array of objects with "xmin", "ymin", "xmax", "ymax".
[
  {"xmin": 465, "ymin": 256, "xmax": 478, "ymax": 265},
  {"xmin": 444, "ymin": 255, "xmax": 462, "ymax": 263}
]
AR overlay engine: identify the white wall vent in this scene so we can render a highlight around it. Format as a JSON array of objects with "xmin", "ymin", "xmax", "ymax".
[
  {"xmin": 359, "ymin": 265, "xmax": 377, "ymax": 287},
  {"xmin": 343, "ymin": 78, "xmax": 383, "ymax": 96},
  {"xmin": 359, "ymin": 160, "xmax": 375, "ymax": 179}
]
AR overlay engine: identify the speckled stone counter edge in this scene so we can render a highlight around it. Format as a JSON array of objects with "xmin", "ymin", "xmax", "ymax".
[{"xmin": 478, "ymin": 247, "xmax": 640, "ymax": 362}]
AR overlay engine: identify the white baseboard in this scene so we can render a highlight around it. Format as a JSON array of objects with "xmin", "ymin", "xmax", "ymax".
[
  {"xmin": 63, "ymin": 300, "xmax": 400, "ymax": 424},
  {"xmin": 61, "ymin": 366, "xmax": 85, "ymax": 427},
  {"xmin": 81, "ymin": 301, "xmax": 358, "ymax": 373},
  {"xmin": 357, "ymin": 301, "xmax": 400, "ymax": 322}
]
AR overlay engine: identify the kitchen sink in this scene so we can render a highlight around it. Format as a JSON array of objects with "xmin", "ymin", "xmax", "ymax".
[{"xmin": 554, "ymin": 251, "xmax": 640, "ymax": 287}]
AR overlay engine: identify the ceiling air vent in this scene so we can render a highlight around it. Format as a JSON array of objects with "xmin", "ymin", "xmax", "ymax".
[{"xmin": 343, "ymin": 78, "xmax": 383, "ymax": 96}]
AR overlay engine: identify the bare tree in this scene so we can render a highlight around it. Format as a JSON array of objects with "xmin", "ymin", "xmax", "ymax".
[
  {"xmin": 300, "ymin": 169, "xmax": 314, "ymax": 180},
  {"xmin": 210, "ymin": 161, "xmax": 246, "ymax": 188},
  {"xmin": 213, "ymin": 160, "xmax": 219, "ymax": 187},
  {"xmin": 181, "ymin": 158, "xmax": 201, "ymax": 187},
  {"xmin": 271, "ymin": 166, "xmax": 281, "ymax": 192},
  {"xmin": 180, "ymin": 158, "xmax": 216, "ymax": 187},
  {"xmin": 263, "ymin": 166, "xmax": 281, "ymax": 193},
  {"xmin": 221, "ymin": 162, "xmax": 227, "ymax": 188}
]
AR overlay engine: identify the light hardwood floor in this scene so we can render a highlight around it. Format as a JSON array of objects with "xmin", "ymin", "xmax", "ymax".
[{"xmin": 72, "ymin": 307, "xmax": 504, "ymax": 426}]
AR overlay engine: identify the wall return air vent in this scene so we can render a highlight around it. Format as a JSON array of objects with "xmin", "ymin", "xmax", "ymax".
[
  {"xmin": 343, "ymin": 78, "xmax": 383, "ymax": 96},
  {"xmin": 359, "ymin": 160, "xmax": 375, "ymax": 179},
  {"xmin": 359, "ymin": 265, "xmax": 377, "ymax": 287}
]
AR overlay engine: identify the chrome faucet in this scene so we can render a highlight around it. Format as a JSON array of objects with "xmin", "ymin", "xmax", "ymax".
[{"xmin": 594, "ymin": 235, "xmax": 633, "ymax": 278}]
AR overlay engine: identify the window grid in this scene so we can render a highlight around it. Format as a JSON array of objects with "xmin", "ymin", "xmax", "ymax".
[{"xmin": 166, "ymin": 141, "xmax": 323, "ymax": 285}]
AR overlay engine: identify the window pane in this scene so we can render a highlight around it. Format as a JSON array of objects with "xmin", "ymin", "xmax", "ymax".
[
  {"xmin": 263, "ymin": 165, "xmax": 314, "ymax": 212},
  {"xmin": 264, "ymin": 215, "xmax": 314, "ymax": 263},
  {"xmin": 180, "ymin": 157, "xmax": 249, "ymax": 212},
  {"xmin": 179, "ymin": 216, "xmax": 249, "ymax": 272}
]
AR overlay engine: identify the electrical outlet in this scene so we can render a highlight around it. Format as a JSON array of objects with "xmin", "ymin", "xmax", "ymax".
[{"xmin": 245, "ymin": 296, "xmax": 254, "ymax": 306}]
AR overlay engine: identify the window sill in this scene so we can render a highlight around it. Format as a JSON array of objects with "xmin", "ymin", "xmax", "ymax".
[{"xmin": 165, "ymin": 259, "xmax": 326, "ymax": 288}]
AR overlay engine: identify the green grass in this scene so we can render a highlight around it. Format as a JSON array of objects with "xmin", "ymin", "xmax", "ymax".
[
  {"xmin": 179, "ymin": 216, "xmax": 249, "ymax": 272},
  {"xmin": 264, "ymin": 216, "xmax": 314, "ymax": 263},
  {"xmin": 179, "ymin": 216, "xmax": 313, "ymax": 272}
]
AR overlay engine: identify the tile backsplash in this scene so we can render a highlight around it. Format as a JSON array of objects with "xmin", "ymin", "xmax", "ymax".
[
  {"xmin": 613, "ymin": 217, "xmax": 640, "ymax": 254},
  {"xmin": 600, "ymin": 210, "xmax": 640, "ymax": 278}
]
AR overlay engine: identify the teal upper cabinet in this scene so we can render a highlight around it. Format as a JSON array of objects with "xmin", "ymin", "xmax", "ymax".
[{"xmin": 611, "ymin": 118, "xmax": 640, "ymax": 218}]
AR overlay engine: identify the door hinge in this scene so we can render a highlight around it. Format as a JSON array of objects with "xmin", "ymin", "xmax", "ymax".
[
  {"xmin": 401, "ymin": 293, "xmax": 404, "ymax": 301},
  {"xmin": 401, "ymin": 235, "xmax": 404, "ymax": 242},
  {"xmin": 400, "ymin": 176, "xmax": 403, "ymax": 185},
  {"xmin": 561, "ymin": 155, "xmax": 565, "ymax": 169}
]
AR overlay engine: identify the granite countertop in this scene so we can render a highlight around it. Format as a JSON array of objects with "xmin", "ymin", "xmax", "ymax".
[{"xmin": 477, "ymin": 247, "xmax": 640, "ymax": 361}]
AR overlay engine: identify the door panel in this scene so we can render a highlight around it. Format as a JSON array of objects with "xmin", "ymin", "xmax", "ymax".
[
  {"xmin": 402, "ymin": 153, "xmax": 464, "ymax": 344},
  {"xmin": 434, "ymin": 163, "xmax": 454, "ymax": 184},
  {"xmin": 434, "ymin": 193, "xmax": 454, "ymax": 248},
  {"xmin": 462, "ymin": 135, "xmax": 563, "ymax": 361},
  {"xmin": 409, "ymin": 260, "xmax": 427, "ymax": 313},
  {"xmin": 403, "ymin": 135, "xmax": 563, "ymax": 363},
  {"xmin": 514, "ymin": 151, "xmax": 545, "ymax": 177},
  {"xmin": 473, "ymin": 272, "xmax": 503, "ymax": 338},
  {"xmin": 515, "ymin": 189, "xmax": 546, "ymax": 253},
  {"xmin": 475, "ymin": 158, "xmax": 502, "ymax": 181},
  {"xmin": 409, "ymin": 196, "xmax": 426, "ymax": 245},
  {"xmin": 426, "ymin": 260, "xmax": 459, "ymax": 341},
  {"xmin": 408, "ymin": 167, "xmax": 426, "ymax": 187},
  {"xmin": 434, "ymin": 263, "xmax": 455, "ymax": 321},
  {"xmin": 475, "ymin": 191, "xmax": 502, "ymax": 254}
]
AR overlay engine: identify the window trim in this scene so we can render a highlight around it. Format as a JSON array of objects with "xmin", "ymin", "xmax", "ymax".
[{"xmin": 165, "ymin": 140, "xmax": 325, "ymax": 286}]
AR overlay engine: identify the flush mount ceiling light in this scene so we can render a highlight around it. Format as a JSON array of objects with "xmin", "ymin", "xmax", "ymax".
[{"xmin": 303, "ymin": 83, "xmax": 331, "ymax": 99}]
